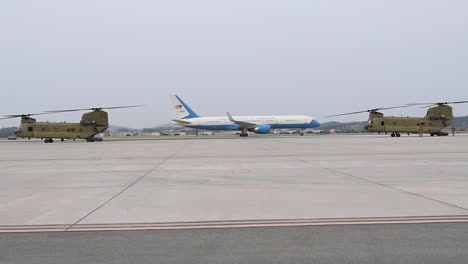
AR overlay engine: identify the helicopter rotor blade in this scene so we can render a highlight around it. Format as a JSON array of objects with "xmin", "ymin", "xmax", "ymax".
[
  {"xmin": 324, "ymin": 110, "xmax": 375, "ymax": 118},
  {"xmin": 98, "ymin": 105, "xmax": 146, "ymax": 110},
  {"xmin": 43, "ymin": 109, "xmax": 88, "ymax": 113},
  {"xmin": 1, "ymin": 113, "xmax": 50, "ymax": 119},
  {"xmin": 324, "ymin": 105, "xmax": 411, "ymax": 118},
  {"xmin": 407, "ymin": 101, "xmax": 468, "ymax": 107},
  {"xmin": 406, "ymin": 103, "xmax": 436, "ymax": 106},
  {"xmin": 444, "ymin": 100, "xmax": 468, "ymax": 104},
  {"xmin": 377, "ymin": 105, "xmax": 413, "ymax": 111},
  {"xmin": 44, "ymin": 105, "xmax": 145, "ymax": 113},
  {"xmin": 0, "ymin": 116, "xmax": 18, "ymax": 120}
]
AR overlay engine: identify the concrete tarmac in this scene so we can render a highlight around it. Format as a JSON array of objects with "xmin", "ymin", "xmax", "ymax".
[
  {"xmin": 1, "ymin": 134, "xmax": 468, "ymax": 262},
  {"xmin": 1, "ymin": 135, "xmax": 468, "ymax": 226}
]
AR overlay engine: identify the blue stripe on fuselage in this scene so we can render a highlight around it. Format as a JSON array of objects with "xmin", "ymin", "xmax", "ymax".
[{"xmin": 187, "ymin": 120, "xmax": 320, "ymax": 131}]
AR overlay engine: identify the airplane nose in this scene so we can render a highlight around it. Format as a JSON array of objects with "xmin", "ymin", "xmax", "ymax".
[{"xmin": 310, "ymin": 120, "xmax": 320, "ymax": 127}]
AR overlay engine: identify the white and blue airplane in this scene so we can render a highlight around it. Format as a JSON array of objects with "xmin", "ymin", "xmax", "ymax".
[{"xmin": 170, "ymin": 95, "xmax": 320, "ymax": 137}]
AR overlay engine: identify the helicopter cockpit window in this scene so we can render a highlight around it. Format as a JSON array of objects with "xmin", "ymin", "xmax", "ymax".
[{"xmin": 368, "ymin": 120, "xmax": 373, "ymax": 124}]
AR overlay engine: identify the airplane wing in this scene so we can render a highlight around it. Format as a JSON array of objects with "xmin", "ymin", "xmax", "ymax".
[
  {"xmin": 172, "ymin": 119, "xmax": 192, "ymax": 125},
  {"xmin": 227, "ymin": 112, "xmax": 257, "ymax": 129}
]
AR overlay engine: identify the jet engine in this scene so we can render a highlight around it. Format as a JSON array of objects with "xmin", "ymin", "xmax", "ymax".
[{"xmin": 253, "ymin": 125, "xmax": 271, "ymax": 134}]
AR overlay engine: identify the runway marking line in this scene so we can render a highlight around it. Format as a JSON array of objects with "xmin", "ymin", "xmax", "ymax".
[{"xmin": 1, "ymin": 216, "xmax": 468, "ymax": 233}]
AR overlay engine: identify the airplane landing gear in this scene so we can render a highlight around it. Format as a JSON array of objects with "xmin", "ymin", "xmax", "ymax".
[
  {"xmin": 240, "ymin": 128, "xmax": 249, "ymax": 137},
  {"xmin": 300, "ymin": 130, "xmax": 305, "ymax": 136}
]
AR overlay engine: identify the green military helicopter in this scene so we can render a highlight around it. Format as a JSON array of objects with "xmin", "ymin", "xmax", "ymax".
[
  {"xmin": 326, "ymin": 101, "xmax": 468, "ymax": 137},
  {"xmin": 1, "ymin": 105, "xmax": 143, "ymax": 143}
]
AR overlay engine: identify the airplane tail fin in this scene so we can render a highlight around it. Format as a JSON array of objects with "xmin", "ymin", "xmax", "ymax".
[{"xmin": 169, "ymin": 95, "xmax": 200, "ymax": 119}]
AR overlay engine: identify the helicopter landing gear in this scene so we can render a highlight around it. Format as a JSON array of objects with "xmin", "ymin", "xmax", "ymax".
[
  {"xmin": 86, "ymin": 138, "xmax": 94, "ymax": 142},
  {"xmin": 391, "ymin": 132, "xmax": 401, "ymax": 138},
  {"xmin": 44, "ymin": 138, "xmax": 54, "ymax": 143},
  {"xmin": 61, "ymin": 138, "xmax": 64, "ymax": 141}
]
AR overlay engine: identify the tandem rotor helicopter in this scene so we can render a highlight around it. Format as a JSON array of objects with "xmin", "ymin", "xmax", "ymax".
[
  {"xmin": 326, "ymin": 101, "xmax": 468, "ymax": 137},
  {"xmin": 0, "ymin": 105, "xmax": 143, "ymax": 143}
]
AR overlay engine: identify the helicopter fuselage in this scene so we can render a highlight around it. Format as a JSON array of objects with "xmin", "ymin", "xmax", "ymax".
[
  {"xmin": 15, "ymin": 110, "xmax": 109, "ymax": 142},
  {"xmin": 16, "ymin": 121, "xmax": 107, "ymax": 140},
  {"xmin": 365, "ymin": 105, "xmax": 453, "ymax": 136},
  {"xmin": 366, "ymin": 116, "xmax": 451, "ymax": 136}
]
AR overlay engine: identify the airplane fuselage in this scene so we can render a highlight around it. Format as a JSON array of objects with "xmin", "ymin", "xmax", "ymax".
[{"xmin": 173, "ymin": 115, "xmax": 320, "ymax": 130}]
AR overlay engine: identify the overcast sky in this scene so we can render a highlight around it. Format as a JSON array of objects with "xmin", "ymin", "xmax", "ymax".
[{"xmin": 1, "ymin": 0, "xmax": 468, "ymax": 128}]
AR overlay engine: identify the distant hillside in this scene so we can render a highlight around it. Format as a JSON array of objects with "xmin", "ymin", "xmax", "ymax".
[
  {"xmin": 141, "ymin": 123, "xmax": 180, "ymax": 133},
  {"xmin": 108, "ymin": 125, "xmax": 138, "ymax": 133},
  {"xmin": 453, "ymin": 116, "xmax": 468, "ymax": 128},
  {"xmin": 0, "ymin": 127, "xmax": 18, "ymax": 137},
  {"xmin": 319, "ymin": 121, "xmax": 367, "ymax": 133}
]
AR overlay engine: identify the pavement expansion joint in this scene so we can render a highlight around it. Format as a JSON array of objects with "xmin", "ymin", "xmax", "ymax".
[
  {"xmin": 63, "ymin": 142, "xmax": 191, "ymax": 231},
  {"xmin": 298, "ymin": 158, "xmax": 468, "ymax": 213}
]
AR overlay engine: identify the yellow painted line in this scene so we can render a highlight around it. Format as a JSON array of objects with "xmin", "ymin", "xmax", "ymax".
[{"xmin": 1, "ymin": 217, "xmax": 468, "ymax": 233}]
